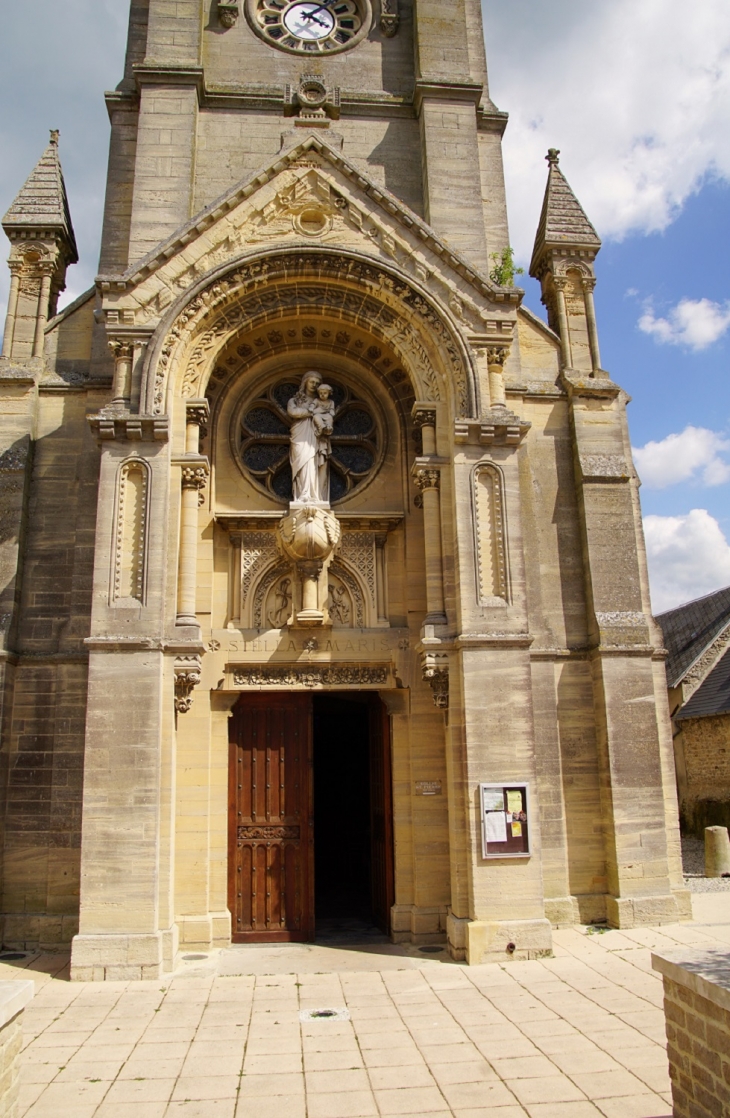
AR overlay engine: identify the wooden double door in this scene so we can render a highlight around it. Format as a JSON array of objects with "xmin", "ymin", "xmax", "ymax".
[{"xmin": 228, "ymin": 691, "xmax": 394, "ymax": 943}]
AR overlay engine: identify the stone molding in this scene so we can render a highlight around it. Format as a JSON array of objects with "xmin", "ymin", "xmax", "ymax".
[
  {"xmin": 454, "ymin": 413, "xmax": 530, "ymax": 447},
  {"xmin": 578, "ymin": 453, "xmax": 631, "ymax": 482},
  {"xmin": 230, "ymin": 664, "xmax": 390, "ymax": 688},
  {"xmin": 88, "ymin": 413, "xmax": 169, "ymax": 444}
]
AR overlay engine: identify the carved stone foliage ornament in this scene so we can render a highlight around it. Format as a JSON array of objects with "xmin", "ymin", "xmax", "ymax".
[
  {"xmin": 174, "ymin": 655, "xmax": 202, "ymax": 714},
  {"xmin": 421, "ymin": 651, "xmax": 449, "ymax": 710},
  {"xmin": 232, "ymin": 664, "xmax": 388, "ymax": 688},
  {"xmin": 379, "ymin": 0, "xmax": 399, "ymax": 36},
  {"xmin": 218, "ymin": 0, "xmax": 239, "ymax": 26},
  {"xmin": 276, "ymin": 505, "xmax": 341, "ymax": 625}
]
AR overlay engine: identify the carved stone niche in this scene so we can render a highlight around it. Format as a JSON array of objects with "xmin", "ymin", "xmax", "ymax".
[
  {"xmin": 218, "ymin": 1, "xmax": 239, "ymax": 28},
  {"xmin": 276, "ymin": 506, "xmax": 341, "ymax": 626}
]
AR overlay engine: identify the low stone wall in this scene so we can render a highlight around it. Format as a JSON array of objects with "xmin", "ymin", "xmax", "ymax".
[
  {"xmin": 652, "ymin": 948, "xmax": 730, "ymax": 1118},
  {"xmin": 0, "ymin": 981, "xmax": 33, "ymax": 1118}
]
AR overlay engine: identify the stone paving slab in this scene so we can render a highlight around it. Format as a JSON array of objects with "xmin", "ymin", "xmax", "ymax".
[{"xmin": 9, "ymin": 895, "xmax": 730, "ymax": 1118}]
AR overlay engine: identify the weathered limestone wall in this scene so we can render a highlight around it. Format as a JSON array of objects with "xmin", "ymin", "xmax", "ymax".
[{"xmin": 0, "ymin": 382, "xmax": 101, "ymax": 950}]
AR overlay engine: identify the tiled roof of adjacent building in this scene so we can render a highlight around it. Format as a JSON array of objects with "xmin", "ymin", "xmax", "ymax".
[
  {"xmin": 2, "ymin": 131, "xmax": 78, "ymax": 261},
  {"xmin": 677, "ymin": 646, "xmax": 730, "ymax": 720},
  {"xmin": 656, "ymin": 585, "xmax": 730, "ymax": 689},
  {"xmin": 529, "ymin": 149, "xmax": 601, "ymax": 277}
]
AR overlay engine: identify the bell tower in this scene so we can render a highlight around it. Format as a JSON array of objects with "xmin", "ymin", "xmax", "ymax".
[{"xmin": 100, "ymin": 0, "xmax": 509, "ymax": 274}]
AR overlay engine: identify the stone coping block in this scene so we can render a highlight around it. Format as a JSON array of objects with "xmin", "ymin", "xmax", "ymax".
[
  {"xmin": 0, "ymin": 981, "xmax": 33, "ymax": 1027},
  {"xmin": 652, "ymin": 947, "xmax": 730, "ymax": 1013}
]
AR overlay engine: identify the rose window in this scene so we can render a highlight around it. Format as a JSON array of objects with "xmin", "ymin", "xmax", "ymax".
[{"xmin": 238, "ymin": 378, "xmax": 380, "ymax": 503}]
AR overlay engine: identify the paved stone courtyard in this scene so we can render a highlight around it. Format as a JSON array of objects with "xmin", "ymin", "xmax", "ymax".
[{"xmin": 10, "ymin": 896, "xmax": 730, "ymax": 1118}]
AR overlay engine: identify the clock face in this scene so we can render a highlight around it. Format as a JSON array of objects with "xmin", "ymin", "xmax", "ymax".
[{"xmin": 249, "ymin": 0, "xmax": 369, "ymax": 54}]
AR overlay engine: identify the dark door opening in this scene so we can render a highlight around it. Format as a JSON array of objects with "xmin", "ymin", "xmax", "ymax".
[
  {"xmin": 229, "ymin": 690, "xmax": 394, "ymax": 944},
  {"xmin": 313, "ymin": 692, "xmax": 394, "ymax": 940},
  {"xmin": 313, "ymin": 695, "xmax": 373, "ymax": 930}
]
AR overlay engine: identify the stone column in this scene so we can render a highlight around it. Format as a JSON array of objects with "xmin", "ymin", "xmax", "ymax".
[
  {"xmin": 1, "ymin": 265, "xmax": 21, "ymax": 359},
  {"xmin": 109, "ymin": 340, "xmax": 133, "ymax": 407},
  {"xmin": 229, "ymin": 530, "xmax": 242, "ymax": 627},
  {"xmin": 553, "ymin": 277, "xmax": 573, "ymax": 369},
  {"xmin": 411, "ymin": 404, "xmax": 446, "ymax": 626},
  {"xmin": 176, "ymin": 402, "xmax": 209, "ymax": 628},
  {"xmin": 582, "ymin": 278, "xmax": 602, "ymax": 374},
  {"xmin": 414, "ymin": 467, "xmax": 445, "ymax": 625},
  {"xmin": 487, "ymin": 346, "xmax": 507, "ymax": 408},
  {"xmin": 32, "ymin": 267, "xmax": 53, "ymax": 358}
]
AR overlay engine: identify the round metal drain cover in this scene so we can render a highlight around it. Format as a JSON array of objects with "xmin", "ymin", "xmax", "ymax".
[
  {"xmin": 183, "ymin": 954, "xmax": 208, "ymax": 961},
  {"xmin": 299, "ymin": 1007, "xmax": 350, "ymax": 1022},
  {"xmin": 418, "ymin": 945, "xmax": 443, "ymax": 954}
]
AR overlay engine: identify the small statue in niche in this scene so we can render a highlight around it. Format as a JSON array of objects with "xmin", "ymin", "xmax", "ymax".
[{"xmin": 287, "ymin": 372, "xmax": 337, "ymax": 505}]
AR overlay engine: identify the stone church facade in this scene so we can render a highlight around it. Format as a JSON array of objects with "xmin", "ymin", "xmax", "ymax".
[{"xmin": 0, "ymin": 0, "xmax": 689, "ymax": 980}]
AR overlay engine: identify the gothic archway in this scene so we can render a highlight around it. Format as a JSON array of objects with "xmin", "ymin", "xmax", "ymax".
[{"xmin": 140, "ymin": 247, "xmax": 478, "ymax": 418}]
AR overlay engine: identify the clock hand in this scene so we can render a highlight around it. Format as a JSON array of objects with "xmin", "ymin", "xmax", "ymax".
[{"xmin": 299, "ymin": 9, "xmax": 329, "ymax": 25}]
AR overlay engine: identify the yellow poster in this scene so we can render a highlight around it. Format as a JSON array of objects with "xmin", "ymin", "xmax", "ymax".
[
  {"xmin": 507, "ymin": 790, "xmax": 523, "ymax": 815},
  {"xmin": 511, "ymin": 821, "xmax": 522, "ymax": 838}
]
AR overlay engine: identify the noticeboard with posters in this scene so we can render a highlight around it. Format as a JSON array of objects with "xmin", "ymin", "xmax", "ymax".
[{"xmin": 479, "ymin": 783, "xmax": 531, "ymax": 858}]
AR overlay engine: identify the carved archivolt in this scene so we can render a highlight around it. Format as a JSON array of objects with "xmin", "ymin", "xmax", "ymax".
[
  {"xmin": 112, "ymin": 458, "xmax": 150, "ymax": 604},
  {"xmin": 143, "ymin": 251, "xmax": 474, "ymax": 418},
  {"xmin": 473, "ymin": 462, "xmax": 509, "ymax": 604}
]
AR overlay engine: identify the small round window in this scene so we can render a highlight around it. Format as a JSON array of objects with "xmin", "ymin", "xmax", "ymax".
[{"xmin": 238, "ymin": 378, "xmax": 381, "ymax": 504}]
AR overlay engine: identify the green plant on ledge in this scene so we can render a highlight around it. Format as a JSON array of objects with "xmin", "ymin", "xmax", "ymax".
[{"xmin": 489, "ymin": 246, "xmax": 524, "ymax": 287}]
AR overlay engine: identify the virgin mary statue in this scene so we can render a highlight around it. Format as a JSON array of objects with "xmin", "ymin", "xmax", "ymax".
[{"xmin": 287, "ymin": 371, "xmax": 331, "ymax": 504}]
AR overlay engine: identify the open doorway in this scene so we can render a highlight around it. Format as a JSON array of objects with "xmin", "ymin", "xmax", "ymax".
[
  {"xmin": 228, "ymin": 690, "xmax": 393, "ymax": 944},
  {"xmin": 312, "ymin": 692, "xmax": 394, "ymax": 941}
]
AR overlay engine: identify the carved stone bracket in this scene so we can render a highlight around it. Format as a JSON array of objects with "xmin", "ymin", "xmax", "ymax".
[
  {"xmin": 276, "ymin": 505, "xmax": 341, "ymax": 626},
  {"xmin": 285, "ymin": 76, "xmax": 341, "ymax": 122},
  {"xmin": 88, "ymin": 413, "xmax": 169, "ymax": 444},
  {"xmin": 174, "ymin": 654, "xmax": 202, "ymax": 714},
  {"xmin": 380, "ymin": 0, "xmax": 399, "ymax": 36},
  {"xmin": 218, "ymin": 1, "xmax": 239, "ymax": 27},
  {"xmin": 421, "ymin": 651, "xmax": 449, "ymax": 710},
  {"xmin": 454, "ymin": 413, "xmax": 530, "ymax": 447}
]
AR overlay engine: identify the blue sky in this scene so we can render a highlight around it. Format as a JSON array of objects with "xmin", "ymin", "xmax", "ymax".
[{"xmin": 1, "ymin": 0, "xmax": 729, "ymax": 612}]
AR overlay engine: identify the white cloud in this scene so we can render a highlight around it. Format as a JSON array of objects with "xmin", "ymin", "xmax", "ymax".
[
  {"xmin": 638, "ymin": 298, "xmax": 730, "ymax": 350},
  {"xmin": 633, "ymin": 426, "xmax": 730, "ymax": 489},
  {"xmin": 483, "ymin": 0, "xmax": 730, "ymax": 259},
  {"xmin": 644, "ymin": 509, "xmax": 730, "ymax": 613}
]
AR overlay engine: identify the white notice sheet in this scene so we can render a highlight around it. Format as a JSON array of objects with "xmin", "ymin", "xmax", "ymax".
[{"xmin": 485, "ymin": 810, "xmax": 508, "ymax": 844}]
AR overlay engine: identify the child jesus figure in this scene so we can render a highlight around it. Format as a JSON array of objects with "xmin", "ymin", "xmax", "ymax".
[{"xmin": 312, "ymin": 383, "xmax": 335, "ymax": 502}]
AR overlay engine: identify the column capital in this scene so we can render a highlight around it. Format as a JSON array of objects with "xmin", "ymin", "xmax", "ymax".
[
  {"xmin": 411, "ymin": 404, "xmax": 437, "ymax": 430},
  {"xmin": 185, "ymin": 399, "xmax": 210, "ymax": 440},
  {"xmin": 181, "ymin": 462, "xmax": 209, "ymax": 490},
  {"xmin": 413, "ymin": 467, "xmax": 441, "ymax": 492}
]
